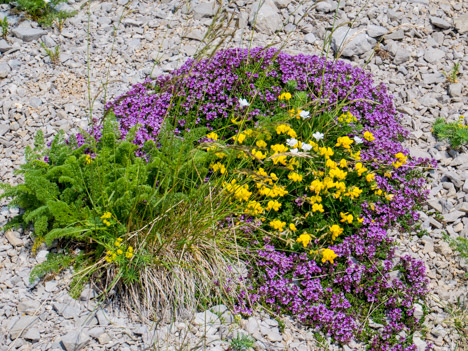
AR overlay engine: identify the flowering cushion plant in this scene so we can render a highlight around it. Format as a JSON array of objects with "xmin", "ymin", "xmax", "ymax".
[{"xmin": 104, "ymin": 47, "xmax": 436, "ymax": 349}]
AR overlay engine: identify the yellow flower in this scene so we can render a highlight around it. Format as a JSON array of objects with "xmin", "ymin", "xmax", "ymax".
[
  {"xmin": 366, "ymin": 173, "xmax": 375, "ymax": 182},
  {"xmin": 375, "ymin": 189, "xmax": 383, "ymax": 196},
  {"xmin": 326, "ymin": 159, "xmax": 337, "ymax": 169},
  {"xmin": 329, "ymin": 168, "xmax": 347, "ymax": 180},
  {"xmin": 270, "ymin": 219, "xmax": 286, "ymax": 231},
  {"xmin": 215, "ymin": 152, "xmax": 226, "ymax": 159},
  {"xmin": 246, "ymin": 201, "xmax": 264, "ymax": 215},
  {"xmin": 354, "ymin": 163, "xmax": 368, "ymax": 176},
  {"xmin": 312, "ymin": 203, "xmax": 324, "ymax": 213},
  {"xmin": 114, "ymin": 241, "xmax": 121, "ymax": 247},
  {"xmin": 106, "ymin": 250, "xmax": 112, "ymax": 255},
  {"xmin": 339, "ymin": 212, "xmax": 353, "ymax": 224},
  {"xmin": 384, "ymin": 171, "xmax": 392, "ymax": 178},
  {"xmin": 296, "ymin": 233, "xmax": 311, "ymax": 248},
  {"xmin": 233, "ymin": 133, "xmax": 246, "ymax": 144},
  {"xmin": 357, "ymin": 217, "xmax": 364, "ymax": 224},
  {"xmin": 117, "ymin": 249, "xmax": 123, "ymax": 255},
  {"xmin": 319, "ymin": 147, "xmax": 334, "ymax": 159},
  {"xmin": 344, "ymin": 186, "xmax": 362, "ymax": 199},
  {"xmin": 271, "ymin": 143, "xmax": 289, "ymax": 153},
  {"xmin": 289, "ymin": 223, "xmax": 297, "ymax": 231},
  {"xmin": 335, "ymin": 136, "xmax": 354, "ymax": 149},
  {"xmin": 287, "ymin": 128, "xmax": 297, "ymax": 138},
  {"xmin": 105, "ymin": 256, "xmax": 112, "ymax": 263},
  {"xmin": 127, "ymin": 246, "xmax": 133, "ymax": 253},
  {"xmin": 339, "ymin": 159, "xmax": 348, "ymax": 168},
  {"xmin": 206, "ymin": 132, "xmax": 218, "ymax": 141},
  {"xmin": 321, "ymin": 248, "xmax": 338, "ymax": 264},
  {"xmin": 278, "ymin": 92, "xmax": 292, "ymax": 100},
  {"xmin": 85, "ymin": 154, "xmax": 92, "ymax": 164},
  {"xmin": 363, "ymin": 131, "xmax": 375, "ymax": 141},
  {"xmin": 256, "ymin": 139, "xmax": 267, "ymax": 148},
  {"xmin": 266, "ymin": 200, "xmax": 282, "ymax": 211},
  {"xmin": 385, "ymin": 193, "xmax": 394, "ymax": 201},
  {"xmin": 329, "ymin": 224, "xmax": 343, "ymax": 240},
  {"xmin": 309, "ymin": 180, "xmax": 324, "ymax": 194},
  {"xmin": 288, "ymin": 172, "xmax": 303, "ymax": 182},
  {"xmin": 101, "ymin": 212, "xmax": 112, "ymax": 220},
  {"xmin": 251, "ymin": 149, "xmax": 267, "ymax": 160},
  {"xmin": 211, "ymin": 162, "xmax": 226, "ymax": 174},
  {"xmin": 125, "ymin": 252, "xmax": 133, "ymax": 259}
]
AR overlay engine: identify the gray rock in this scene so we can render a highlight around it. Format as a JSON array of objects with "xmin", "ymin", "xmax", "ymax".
[
  {"xmin": 459, "ymin": 203, "xmax": 468, "ymax": 213},
  {"xmin": 61, "ymin": 330, "xmax": 90, "ymax": 351},
  {"xmin": 41, "ymin": 35, "xmax": 57, "ymax": 48},
  {"xmin": 443, "ymin": 211, "xmax": 464, "ymax": 223},
  {"xmin": 23, "ymin": 327, "xmax": 40, "ymax": 342},
  {"xmin": 454, "ymin": 14, "xmax": 468, "ymax": 34},
  {"xmin": 265, "ymin": 328, "xmax": 282, "ymax": 342},
  {"xmin": 444, "ymin": 171, "xmax": 464, "ymax": 188},
  {"xmin": 55, "ymin": 3, "xmax": 76, "ymax": 13},
  {"xmin": 0, "ymin": 39, "xmax": 12, "ymax": 52},
  {"xmin": 331, "ymin": 27, "xmax": 373, "ymax": 57},
  {"xmin": 12, "ymin": 25, "xmax": 47, "ymax": 42},
  {"xmin": 193, "ymin": 2, "xmax": 219, "ymax": 19},
  {"xmin": 316, "ymin": 1, "xmax": 336, "ymax": 13},
  {"xmin": 394, "ymin": 46, "xmax": 411, "ymax": 64},
  {"xmin": 448, "ymin": 83, "xmax": 463, "ymax": 98},
  {"xmin": 97, "ymin": 333, "xmax": 111, "ymax": 344},
  {"xmin": 464, "ymin": 179, "xmax": 468, "ymax": 193},
  {"xmin": 430, "ymin": 16, "xmax": 451, "ymax": 29},
  {"xmin": 414, "ymin": 303, "xmax": 424, "ymax": 320},
  {"xmin": 249, "ymin": 0, "xmax": 282, "ymax": 35},
  {"xmin": 18, "ymin": 299, "xmax": 41, "ymax": 314},
  {"xmin": 5, "ymin": 230, "xmax": 23, "ymax": 246},
  {"xmin": 53, "ymin": 302, "xmax": 81, "ymax": 319},
  {"xmin": 10, "ymin": 316, "xmax": 38, "ymax": 339},
  {"xmin": 422, "ymin": 73, "xmax": 445, "ymax": 85},
  {"xmin": 183, "ymin": 29, "xmax": 205, "ymax": 41},
  {"xmin": 435, "ymin": 241, "xmax": 452, "ymax": 256},
  {"xmin": 419, "ymin": 94, "xmax": 439, "ymax": 108},
  {"xmin": 367, "ymin": 25, "xmax": 388, "ymax": 38},
  {"xmin": 0, "ymin": 62, "xmax": 11, "ymax": 79},
  {"xmin": 304, "ymin": 32, "xmax": 316, "ymax": 44},
  {"xmin": 385, "ymin": 29, "xmax": 405, "ymax": 40},
  {"xmin": 413, "ymin": 336, "xmax": 427, "ymax": 351},
  {"xmin": 273, "ymin": 0, "xmax": 289, "ymax": 8},
  {"xmin": 408, "ymin": 146, "xmax": 431, "ymax": 160},
  {"xmin": 193, "ymin": 310, "xmax": 220, "ymax": 326},
  {"xmin": 0, "ymin": 123, "xmax": 9, "ymax": 136},
  {"xmin": 424, "ymin": 48, "xmax": 445, "ymax": 64}
]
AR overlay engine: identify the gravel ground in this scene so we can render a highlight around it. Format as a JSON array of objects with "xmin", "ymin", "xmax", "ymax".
[{"xmin": 0, "ymin": 0, "xmax": 467, "ymax": 350}]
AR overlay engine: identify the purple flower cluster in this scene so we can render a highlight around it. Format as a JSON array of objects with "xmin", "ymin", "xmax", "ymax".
[{"xmin": 105, "ymin": 47, "xmax": 432, "ymax": 349}]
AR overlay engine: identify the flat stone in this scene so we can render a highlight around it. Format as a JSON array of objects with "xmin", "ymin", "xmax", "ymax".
[
  {"xmin": 61, "ymin": 330, "xmax": 90, "ymax": 351},
  {"xmin": 367, "ymin": 25, "xmax": 388, "ymax": 38},
  {"xmin": 430, "ymin": 16, "xmax": 451, "ymax": 29},
  {"xmin": 443, "ymin": 211, "xmax": 464, "ymax": 223},
  {"xmin": 413, "ymin": 336, "xmax": 427, "ymax": 351},
  {"xmin": 435, "ymin": 241, "xmax": 452, "ymax": 256},
  {"xmin": 10, "ymin": 316, "xmax": 38, "ymax": 339},
  {"xmin": 5, "ymin": 230, "xmax": 23, "ymax": 246},
  {"xmin": 414, "ymin": 303, "xmax": 424, "ymax": 320},
  {"xmin": 422, "ymin": 73, "xmax": 445, "ymax": 85},
  {"xmin": 249, "ymin": 0, "xmax": 282, "ymax": 35},
  {"xmin": 193, "ymin": 2, "xmax": 219, "ymax": 19},
  {"xmin": 265, "ymin": 328, "xmax": 282, "ymax": 342},
  {"xmin": 394, "ymin": 46, "xmax": 411, "ymax": 64},
  {"xmin": 454, "ymin": 14, "xmax": 468, "ymax": 34},
  {"xmin": 23, "ymin": 327, "xmax": 40, "ymax": 342},
  {"xmin": 444, "ymin": 171, "xmax": 464, "ymax": 188},
  {"xmin": 193, "ymin": 310, "xmax": 220, "ymax": 326},
  {"xmin": 12, "ymin": 26, "xmax": 47, "ymax": 42},
  {"xmin": 0, "ymin": 62, "xmax": 11, "ymax": 79},
  {"xmin": 424, "ymin": 48, "xmax": 445, "ymax": 64},
  {"xmin": 18, "ymin": 299, "xmax": 41, "ymax": 314},
  {"xmin": 448, "ymin": 83, "xmax": 463, "ymax": 98},
  {"xmin": 331, "ymin": 27, "xmax": 373, "ymax": 57},
  {"xmin": 53, "ymin": 302, "xmax": 81, "ymax": 319},
  {"xmin": 0, "ymin": 39, "xmax": 12, "ymax": 53},
  {"xmin": 385, "ymin": 29, "xmax": 405, "ymax": 40},
  {"xmin": 408, "ymin": 146, "xmax": 431, "ymax": 160},
  {"xmin": 458, "ymin": 203, "xmax": 468, "ymax": 213}
]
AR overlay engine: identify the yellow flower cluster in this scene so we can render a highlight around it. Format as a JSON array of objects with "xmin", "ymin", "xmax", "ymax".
[
  {"xmin": 329, "ymin": 225, "xmax": 343, "ymax": 240},
  {"xmin": 105, "ymin": 238, "xmax": 134, "ymax": 263},
  {"xmin": 335, "ymin": 136, "xmax": 354, "ymax": 149},
  {"xmin": 223, "ymin": 180, "xmax": 252, "ymax": 202},
  {"xmin": 206, "ymin": 132, "xmax": 218, "ymax": 141},
  {"xmin": 101, "ymin": 212, "xmax": 112, "ymax": 226},
  {"xmin": 270, "ymin": 219, "xmax": 286, "ymax": 231},
  {"xmin": 321, "ymin": 248, "xmax": 337, "ymax": 264},
  {"xmin": 363, "ymin": 131, "xmax": 375, "ymax": 142},
  {"xmin": 297, "ymin": 233, "xmax": 311, "ymax": 248},
  {"xmin": 275, "ymin": 124, "xmax": 297, "ymax": 138},
  {"xmin": 337, "ymin": 111, "xmax": 357, "ymax": 124},
  {"xmin": 392, "ymin": 152, "xmax": 408, "ymax": 169},
  {"xmin": 85, "ymin": 154, "xmax": 92, "ymax": 165},
  {"xmin": 278, "ymin": 92, "xmax": 292, "ymax": 100},
  {"xmin": 211, "ymin": 162, "xmax": 226, "ymax": 174}
]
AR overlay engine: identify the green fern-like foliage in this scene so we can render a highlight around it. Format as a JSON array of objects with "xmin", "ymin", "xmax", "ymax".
[
  {"xmin": 432, "ymin": 117, "xmax": 468, "ymax": 148},
  {"xmin": 1, "ymin": 116, "xmax": 221, "ymax": 292}
]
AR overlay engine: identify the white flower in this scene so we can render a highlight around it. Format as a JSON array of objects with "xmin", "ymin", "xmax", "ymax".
[
  {"xmin": 301, "ymin": 143, "xmax": 312, "ymax": 152},
  {"xmin": 354, "ymin": 136, "xmax": 363, "ymax": 144},
  {"xmin": 312, "ymin": 132, "xmax": 324, "ymax": 141},
  {"xmin": 299, "ymin": 110, "xmax": 310, "ymax": 119},
  {"xmin": 286, "ymin": 138, "xmax": 298, "ymax": 147},
  {"xmin": 290, "ymin": 148, "xmax": 299, "ymax": 154},
  {"xmin": 239, "ymin": 98, "xmax": 250, "ymax": 108}
]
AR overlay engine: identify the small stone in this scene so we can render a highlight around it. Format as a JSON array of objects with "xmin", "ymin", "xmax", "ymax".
[
  {"xmin": 304, "ymin": 32, "xmax": 316, "ymax": 44},
  {"xmin": 424, "ymin": 48, "xmax": 445, "ymax": 64},
  {"xmin": 249, "ymin": 0, "xmax": 282, "ymax": 35},
  {"xmin": 367, "ymin": 25, "xmax": 388, "ymax": 38},
  {"xmin": 12, "ymin": 25, "xmax": 47, "ymax": 42},
  {"xmin": 430, "ymin": 16, "xmax": 451, "ymax": 29},
  {"xmin": 10, "ymin": 316, "xmax": 38, "ymax": 339},
  {"xmin": 245, "ymin": 317, "xmax": 261, "ymax": 334},
  {"xmin": 435, "ymin": 241, "xmax": 452, "ymax": 255},
  {"xmin": 193, "ymin": 2, "xmax": 219, "ymax": 19},
  {"xmin": 97, "ymin": 333, "xmax": 111, "ymax": 344},
  {"xmin": 61, "ymin": 330, "xmax": 90, "ymax": 351},
  {"xmin": 331, "ymin": 27, "xmax": 373, "ymax": 57},
  {"xmin": 408, "ymin": 146, "xmax": 431, "ymax": 160},
  {"xmin": 0, "ymin": 62, "xmax": 11, "ymax": 79},
  {"xmin": 444, "ymin": 171, "xmax": 464, "ymax": 188},
  {"xmin": 18, "ymin": 300, "xmax": 41, "ymax": 314},
  {"xmin": 414, "ymin": 303, "xmax": 424, "ymax": 320},
  {"xmin": 413, "ymin": 336, "xmax": 427, "ymax": 351},
  {"xmin": 0, "ymin": 39, "xmax": 12, "ymax": 53},
  {"xmin": 5, "ymin": 230, "xmax": 23, "ymax": 246},
  {"xmin": 23, "ymin": 327, "xmax": 40, "ymax": 342},
  {"xmin": 193, "ymin": 310, "xmax": 220, "ymax": 326},
  {"xmin": 454, "ymin": 14, "xmax": 468, "ymax": 34},
  {"xmin": 385, "ymin": 29, "xmax": 405, "ymax": 40},
  {"xmin": 448, "ymin": 83, "xmax": 463, "ymax": 98},
  {"xmin": 422, "ymin": 73, "xmax": 445, "ymax": 85},
  {"xmin": 394, "ymin": 47, "xmax": 411, "ymax": 64},
  {"xmin": 443, "ymin": 211, "xmax": 464, "ymax": 223}
]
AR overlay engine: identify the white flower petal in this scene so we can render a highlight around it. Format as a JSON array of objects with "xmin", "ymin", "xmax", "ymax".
[
  {"xmin": 354, "ymin": 136, "xmax": 363, "ymax": 144},
  {"xmin": 239, "ymin": 98, "xmax": 250, "ymax": 107},
  {"xmin": 290, "ymin": 148, "xmax": 299, "ymax": 153},
  {"xmin": 301, "ymin": 143, "xmax": 312, "ymax": 151},
  {"xmin": 299, "ymin": 110, "xmax": 310, "ymax": 119},
  {"xmin": 286, "ymin": 138, "xmax": 298, "ymax": 147},
  {"xmin": 312, "ymin": 132, "xmax": 324, "ymax": 141}
]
